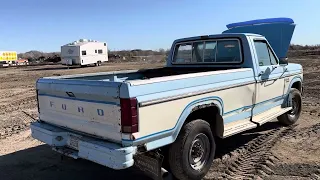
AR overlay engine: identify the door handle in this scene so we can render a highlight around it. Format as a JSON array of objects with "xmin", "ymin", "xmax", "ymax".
[{"xmin": 66, "ymin": 92, "xmax": 75, "ymax": 97}]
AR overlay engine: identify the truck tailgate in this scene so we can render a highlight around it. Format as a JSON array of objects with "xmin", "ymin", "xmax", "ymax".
[{"xmin": 37, "ymin": 78, "xmax": 122, "ymax": 143}]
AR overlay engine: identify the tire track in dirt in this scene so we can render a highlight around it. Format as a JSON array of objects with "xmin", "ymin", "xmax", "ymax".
[
  {"xmin": 204, "ymin": 123, "xmax": 320, "ymax": 180},
  {"xmin": 283, "ymin": 123, "xmax": 320, "ymax": 140},
  {"xmin": 266, "ymin": 123, "xmax": 320, "ymax": 180},
  {"xmin": 204, "ymin": 126, "xmax": 295, "ymax": 180}
]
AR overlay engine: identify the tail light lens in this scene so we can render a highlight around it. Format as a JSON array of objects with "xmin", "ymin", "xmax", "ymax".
[{"xmin": 120, "ymin": 98, "xmax": 138, "ymax": 133}]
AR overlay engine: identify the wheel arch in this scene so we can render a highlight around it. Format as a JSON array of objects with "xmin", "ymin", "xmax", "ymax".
[
  {"xmin": 139, "ymin": 97, "xmax": 225, "ymax": 151},
  {"xmin": 291, "ymin": 80, "xmax": 302, "ymax": 93},
  {"xmin": 172, "ymin": 97, "xmax": 225, "ymax": 141},
  {"xmin": 288, "ymin": 76, "xmax": 303, "ymax": 94},
  {"xmin": 282, "ymin": 76, "xmax": 302, "ymax": 108}
]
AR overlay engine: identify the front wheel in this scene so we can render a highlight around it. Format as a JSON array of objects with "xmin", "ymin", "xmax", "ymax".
[
  {"xmin": 168, "ymin": 119, "xmax": 215, "ymax": 180},
  {"xmin": 277, "ymin": 88, "xmax": 302, "ymax": 125}
]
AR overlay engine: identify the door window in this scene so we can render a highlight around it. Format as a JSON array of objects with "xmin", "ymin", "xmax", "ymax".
[
  {"xmin": 254, "ymin": 41, "xmax": 278, "ymax": 66},
  {"xmin": 268, "ymin": 48, "xmax": 278, "ymax": 65}
]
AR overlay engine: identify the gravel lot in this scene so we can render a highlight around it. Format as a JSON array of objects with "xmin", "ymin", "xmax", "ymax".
[{"xmin": 0, "ymin": 59, "xmax": 319, "ymax": 180}]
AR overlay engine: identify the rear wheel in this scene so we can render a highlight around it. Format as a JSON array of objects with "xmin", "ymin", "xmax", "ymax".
[
  {"xmin": 168, "ymin": 119, "xmax": 215, "ymax": 180},
  {"xmin": 277, "ymin": 88, "xmax": 302, "ymax": 125}
]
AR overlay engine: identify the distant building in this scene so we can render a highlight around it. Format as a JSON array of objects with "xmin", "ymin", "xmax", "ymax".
[
  {"xmin": 15, "ymin": 59, "xmax": 29, "ymax": 65},
  {"xmin": 61, "ymin": 39, "xmax": 108, "ymax": 66}
]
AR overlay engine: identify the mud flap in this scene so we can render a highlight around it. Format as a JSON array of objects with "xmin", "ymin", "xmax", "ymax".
[
  {"xmin": 133, "ymin": 151, "xmax": 164, "ymax": 180},
  {"xmin": 281, "ymin": 93, "xmax": 293, "ymax": 108},
  {"xmin": 287, "ymin": 93, "xmax": 293, "ymax": 107}
]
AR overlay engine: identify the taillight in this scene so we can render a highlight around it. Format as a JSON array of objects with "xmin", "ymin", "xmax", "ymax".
[{"xmin": 120, "ymin": 98, "xmax": 138, "ymax": 133}]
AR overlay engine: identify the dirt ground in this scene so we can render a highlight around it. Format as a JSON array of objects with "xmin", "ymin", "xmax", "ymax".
[{"xmin": 0, "ymin": 59, "xmax": 319, "ymax": 180}]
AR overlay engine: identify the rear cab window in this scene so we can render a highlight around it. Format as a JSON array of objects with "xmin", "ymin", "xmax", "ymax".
[{"xmin": 172, "ymin": 38, "xmax": 242, "ymax": 64}]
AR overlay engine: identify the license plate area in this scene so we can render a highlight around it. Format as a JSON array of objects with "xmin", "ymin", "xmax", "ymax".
[{"xmin": 67, "ymin": 135, "xmax": 80, "ymax": 150}]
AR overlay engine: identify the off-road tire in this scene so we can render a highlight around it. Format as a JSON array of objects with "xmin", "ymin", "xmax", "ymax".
[
  {"xmin": 278, "ymin": 88, "xmax": 302, "ymax": 125},
  {"xmin": 168, "ymin": 119, "xmax": 216, "ymax": 180}
]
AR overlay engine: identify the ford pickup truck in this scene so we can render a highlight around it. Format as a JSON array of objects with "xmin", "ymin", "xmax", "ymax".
[{"xmin": 31, "ymin": 18, "xmax": 303, "ymax": 180}]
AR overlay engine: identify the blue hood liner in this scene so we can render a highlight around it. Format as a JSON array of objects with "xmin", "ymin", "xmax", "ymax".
[
  {"xmin": 226, "ymin": 18, "xmax": 294, "ymax": 29},
  {"xmin": 223, "ymin": 17, "xmax": 295, "ymax": 59}
]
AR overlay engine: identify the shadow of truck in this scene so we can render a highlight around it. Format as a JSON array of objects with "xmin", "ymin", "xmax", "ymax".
[{"xmin": 0, "ymin": 121, "xmax": 282, "ymax": 180}]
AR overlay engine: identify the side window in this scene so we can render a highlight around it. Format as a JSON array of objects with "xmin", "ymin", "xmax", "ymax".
[
  {"xmin": 173, "ymin": 43, "xmax": 192, "ymax": 63},
  {"xmin": 203, "ymin": 41, "xmax": 217, "ymax": 62},
  {"xmin": 268, "ymin": 48, "xmax": 278, "ymax": 65},
  {"xmin": 216, "ymin": 40, "xmax": 241, "ymax": 62},
  {"xmin": 192, "ymin": 42, "xmax": 204, "ymax": 62},
  {"xmin": 254, "ymin": 41, "xmax": 278, "ymax": 66},
  {"xmin": 81, "ymin": 51, "xmax": 86, "ymax": 55},
  {"xmin": 98, "ymin": 49, "xmax": 103, "ymax": 54},
  {"xmin": 254, "ymin": 41, "xmax": 271, "ymax": 66}
]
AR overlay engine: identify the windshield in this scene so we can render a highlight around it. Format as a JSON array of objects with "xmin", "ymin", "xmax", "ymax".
[{"xmin": 172, "ymin": 39, "xmax": 242, "ymax": 64}]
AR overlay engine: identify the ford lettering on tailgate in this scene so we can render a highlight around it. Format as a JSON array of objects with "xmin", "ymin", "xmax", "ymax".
[
  {"xmin": 49, "ymin": 101, "xmax": 105, "ymax": 116},
  {"xmin": 38, "ymin": 95, "xmax": 120, "ymax": 123}
]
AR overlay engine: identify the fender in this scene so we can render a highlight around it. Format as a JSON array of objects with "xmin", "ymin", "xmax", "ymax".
[
  {"xmin": 281, "ymin": 75, "xmax": 302, "ymax": 108},
  {"xmin": 124, "ymin": 97, "xmax": 224, "ymax": 151},
  {"xmin": 170, "ymin": 96, "xmax": 224, "ymax": 141},
  {"xmin": 286, "ymin": 75, "xmax": 302, "ymax": 94}
]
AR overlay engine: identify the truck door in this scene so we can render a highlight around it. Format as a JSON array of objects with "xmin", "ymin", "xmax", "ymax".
[{"xmin": 252, "ymin": 39, "xmax": 286, "ymax": 117}]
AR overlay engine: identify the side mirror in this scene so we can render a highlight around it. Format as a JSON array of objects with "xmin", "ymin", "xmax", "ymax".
[{"xmin": 279, "ymin": 57, "xmax": 288, "ymax": 66}]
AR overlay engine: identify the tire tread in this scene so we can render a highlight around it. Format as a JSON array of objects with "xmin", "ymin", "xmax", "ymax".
[
  {"xmin": 168, "ymin": 120, "xmax": 213, "ymax": 180},
  {"xmin": 278, "ymin": 88, "xmax": 302, "ymax": 125}
]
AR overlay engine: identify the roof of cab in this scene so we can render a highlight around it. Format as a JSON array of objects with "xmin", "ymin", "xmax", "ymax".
[{"xmin": 173, "ymin": 33, "xmax": 262, "ymax": 44}]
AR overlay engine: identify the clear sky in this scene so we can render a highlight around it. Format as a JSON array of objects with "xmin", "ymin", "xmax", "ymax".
[{"xmin": 1, "ymin": 0, "xmax": 319, "ymax": 53}]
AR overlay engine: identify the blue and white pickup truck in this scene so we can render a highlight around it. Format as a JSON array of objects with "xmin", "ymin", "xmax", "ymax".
[{"xmin": 31, "ymin": 18, "xmax": 303, "ymax": 180}]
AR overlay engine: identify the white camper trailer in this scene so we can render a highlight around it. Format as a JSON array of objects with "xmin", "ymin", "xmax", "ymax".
[{"xmin": 61, "ymin": 39, "xmax": 108, "ymax": 66}]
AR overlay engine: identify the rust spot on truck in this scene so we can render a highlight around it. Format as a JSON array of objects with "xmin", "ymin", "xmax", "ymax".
[{"xmin": 191, "ymin": 103, "xmax": 217, "ymax": 113}]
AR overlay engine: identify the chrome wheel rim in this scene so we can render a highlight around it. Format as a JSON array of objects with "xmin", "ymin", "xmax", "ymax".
[{"xmin": 188, "ymin": 133, "xmax": 210, "ymax": 171}]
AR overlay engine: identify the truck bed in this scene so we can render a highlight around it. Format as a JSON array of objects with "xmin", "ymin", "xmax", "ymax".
[{"xmin": 47, "ymin": 67, "xmax": 241, "ymax": 82}]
